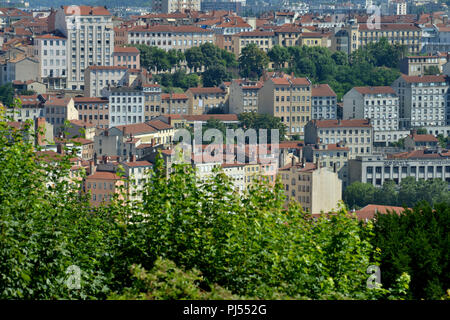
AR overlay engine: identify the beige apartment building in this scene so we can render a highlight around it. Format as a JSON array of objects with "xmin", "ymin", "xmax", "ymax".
[
  {"xmin": 73, "ymin": 97, "xmax": 110, "ymax": 128},
  {"xmin": 143, "ymin": 84, "xmax": 162, "ymax": 121},
  {"xmin": 229, "ymin": 79, "xmax": 263, "ymax": 114},
  {"xmin": 231, "ymin": 31, "xmax": 275, "ymax": 56},
  {"xmin": 113, "ymin": 46, "xmax": 140, "ymax": 70},
  {"xmin": 304, "ymin": 119, "xmax": 374, "ymax": 158},
  {"xmin": 127, "ymin": 25, "xmax": 214, "ymax": 52},
  {"xmin": 186, "ymin": 87, "xmax": 228, "ymax": 115},
  {"xmin": 258, "ymin": 73, "xmax": 312, "ymax": 137},
  {"xmin": 358, "ymin": 23, "xmax": 422, "ymax": 54},
  {"xmin": 161, "ymin": 93, "xmax": 189, "ymax": 115},
  {"xmin": 399, "ymin": 55, "xmax": 442, "ymax": 76},
  {"xmin": 279, "ymin": 162, "xmax": 342, "ymax": 214},
  {"xmin": 44, "ymin": 96, "xmax": 78, "ymax": 135},
  {"xmin": 55, "ymin": 6, "xmax": 115, "ymax": 90},
  {"xmin": 84, "ymin": 170, "xmax": 124, "ymax": 206}
]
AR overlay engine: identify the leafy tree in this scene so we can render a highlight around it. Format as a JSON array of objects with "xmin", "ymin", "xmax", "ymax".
[
  {"xmin": 239, "ymin": 43, "xmax": 269, "ymax": 79},
  {"xmin": 202, "ymin": 64, "xmax": 231, "ymax": 87},
  {"xmin": 331, "ymin": 51, "xmax": 348, "ymax": 66},
  {"xmin": 344, "ymin": 182, "xmax": 377, "ymax": 209},
  {"xmin": 416, "ymin": 127, "xmax": 427, "ymax": 134},
  {"xmin": 167, "ymin": 49, "xmax": 185, "ymax": 71},
  {"xmin": 0, "ymin": 83, "xmax": 14, "ymax": 106},
  {"xmin": 238, "ymin": 112, "xmax": 287, "ymax": 142},
  {"xmin": 372, "ymin": 202, "xmax": 450, "ymax": 299},
  {"xmin": 268, "ymin": 45, "xmax": 290, "ymax": 70},
  {"xmin": 185, "ymin": 46, "xmax": 204, "ymax": 72}
]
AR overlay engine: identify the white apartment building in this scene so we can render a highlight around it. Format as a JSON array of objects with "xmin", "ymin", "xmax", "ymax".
[
  {"xmin": 107, "ymin": 86, "xmax": 145, "ymax": 127},
  {"xmin": 304, "ymin": 119, "xmax": 374, "ymax": 158},
  {"xmin": 311, "ymin": 84, "xmax": 337, "ymax": 120},
  {"xmin": 55, "ymin": 6, "xmax": 114, "ymax": 90},
  {"xmin": 127, "ymin": 25, "xmax": 214, "ymax": 52},
  {"xmin": 84, "ymin": 65, "xmax": 128, "ymax": 97},
  {"xmin": 343, "ymin": 86, "xmax": 401, "ymax": 146},
  {"xmin": 161, "ymin": 0, "xmax": 200, "ymax": 14},
  {"xmin": 392, "ymin": 74, "xmax": 448, "ymax": 129},
  {"xmin": 33, "ymin": 34, "xmax": 67, "ymax": 89}
]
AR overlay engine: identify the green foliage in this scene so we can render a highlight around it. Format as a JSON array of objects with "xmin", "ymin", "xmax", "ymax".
[
  {"xmin": 372, "ymin": 202, "xmax": 450, "ymax": 299},
  {"xmin": 345, "ymin": 178, "xmax": 450, "ymax": 209},
  {"xmin": 239, "ymin": 43, "xmax": 270, "ymax": 79},
  {"xmin": 109, "ymin": 258, "xmax": 244, "ymax": 300},
  {"xmin": 416, "ymin": 127, "xmax": 428, "ymax": 134},
  {"xmin": 268, "ymin": 45, "xmax": 290, "ymax": 70},
  {"xmin": 0, "ymin": 83, "xmax": 14, "ymax": 106},
  {"xmin": 238, "ymin": 112, "xmax": 288, "ymax": 142},
  {"xmin": 132, "ymin": 45, "xmax": 171, "ymax": 72},
  {"xmin": 424, "ymin": 65, "xmax": 441, "ymax": 75},
  {"xmin": 202, "ymin": 64, "xmax": 231, "ymax": 87},
  {"xmin": 153, "ymin": 70, "xmax": 200, "ymax": 91}
]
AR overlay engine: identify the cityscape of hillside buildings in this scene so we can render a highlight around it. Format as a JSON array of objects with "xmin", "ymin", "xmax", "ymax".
[{"xmin": 2, "ymin": 0, "xmax": 450, "ymax": 217}]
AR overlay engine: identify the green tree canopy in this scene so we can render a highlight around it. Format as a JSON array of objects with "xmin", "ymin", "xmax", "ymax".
[{"xmin": 238, "ymin": 43, "xmax": 269, "ymax": 80}]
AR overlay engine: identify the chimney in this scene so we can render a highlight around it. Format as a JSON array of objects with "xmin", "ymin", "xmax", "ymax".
[
  {"xmin": 89, "ymin": 160, "xmax": 96, "ymax": 175},
  {"xmin": 301, "ymin": 157, "xmax": 305, "ymax": 168},
  {"xmin": 57, "ymin": 143, "xmax": 64, "ymax": 155},
  {"xmin": 34, "ymin": 117, "xmax": 46, "ymax": 146}
]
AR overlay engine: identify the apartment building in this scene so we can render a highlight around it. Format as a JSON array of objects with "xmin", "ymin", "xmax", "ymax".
[
  {"xmin": 258, "ymin": 73, "xmax": 312, "ymax": 137},
  {"xmin": 311, "ymin": 84, "xmax": 337, "ymax": 120},
  {"xmin": 143, "ymin": 84, "xmax": 162, "ymax": 121},
  {"xmin": 300, "ymin": 32, "xmax": 331, "ymax": 48},
  {"xmin": 404, "ymin": 131, "xmax": 439, "ymax": 151},
  {"xmin": 304, "ymin": 119, "xmax": 373, "ymax": 158},
  {"xmin": 348, "ymin": 149, "xmax": 450, "ymax": 187},
  {"xmin": 303, "ymin": 142, "xmax": 350, "ymax": 188},
  {"xmin": 399, "ymin": 55, "xmax": 441, "ymax": 76},
  {"xmin": 221, "ymin": 162, "xmax": 246, "ymax": 193},
  {"xmin": 55, "ymin": 6, "xmax": 115, "ymax": 90},
  {"xmin": 186, "ymin": 87, "xmax": 228, "ymax": 115},
  {"xmin": 121, "ymin": 159, "xmax": 153, "ymax": 201},
  {"xmin": 94, "ymin": 119, "xmax": 174, "ymax": 159},
  {"xmin": 7, "ymin": 94, "xmax": 44, "ymax": 121},
  {"xmin": 229, "ymin": 79, "xmax": 263, "ymax": 114},
  {"xmin": 343, "ymin": 86, "xmax": 400, "ymax": 146},
  {"xmin": 113, "ymin": 46, "xmax": 140, "ymax": 69},
  {"xmin": 73, "ymin": 97, "xmax": 110, "ymax": 128},
  {"xmin": 108, "ymin": 86, "xmax": 145, "ymax": 126},
  {"xmin": 231, "ymin": 31, "xmax": 275, "ymax": 55},
  {"xmin": 66, "ymin": 119, "xmax": 97, "ymax": 140},
  {"xmin": 0, "ymin": 55, "xmax": 39, "ymax": 86},
  {"xmin": 33, "ymin": 34, "xmax": 67, "ymax": 89},
  {"xmin": 358, "ymin": 23, "xmax": 422, "ymax": 54},
  {"xmin": 331, "ymin": 20, "xmax": 360, "ymax": 56},
  {"xmin": 391, "ymin": 74, "xmax": 448, "ymax": 129},
  {"xmin": 84, "ymin": 170, "xmax": 124, "ymax": 206},
  {"xmin": 84, "ymin": 65, "xmax": 128, "ymax": 97},
  {"xmin": 161, "ymin": 93, "xmax": 189, "ymax": 115},
  {"xmin": 127, "ymin": 25, "xmax": 214, "ymax": 52},
  {"xmin": 279, "ymin": 162, "xmax": 342, "ymax": 214},
  {"xmin": 44, "ymin": 97, "xmax": 78, "ymax": 135},
  {"xmin": 161, "ymin": 0, "xmax": 201, "ymax": 13}
]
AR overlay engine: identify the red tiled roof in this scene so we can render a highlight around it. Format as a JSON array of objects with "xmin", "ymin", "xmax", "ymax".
[
  {"xmin": 87, "ymin": 65, "xmax": 128, "ymax": 70},
  {"xmin": 188, "ymin": 87, "xmax": 226, "ymax": 94},
  {"xmin": 73, "ymin": 97, "xmax": 108, "ymax": 103},
  {"xmin": 63, "ymin": 6, "xmax": 111, "ymax": 16},
  {"xmin": 69, "ymin": 119, "xmax": 96, "ymax": 128},
  {"xmin": 146, "ymin": 119, "xmax": 173, "ymax": 130},
  {"xmin": 122, "ymin": 161, "xmax": 152, "ymax": 167},
  {"xmin": 387, "ymin": 149, "xmax": 449, "ymax": 160},
  {"xmin": 114, "ymin": 122, "xmax": 156, "ymax": 135},
  {"xmin": 410, "ymin": 134, "xmax": 438, "ymax": 142},
  {"xmin": 129, "ymin": 25, "xmax": 212, "ymax": 33},
  {"xmin": 86, "ymin": 171, "xmax": 121, "ymax": 180},
  {"xmin": 161, "ymin": 93, "xmax": 188, "ymax": 100},
  {"xmin": 114, "ymin": 46, "xmax": 139, "ymax": 53},
  {"xmin": 312, "ymin": 119, "xmax": 372, "ymax": 128},
  {"xmin": 359, "ymin": 23, "xmax": 420, "ymax": 31},
  {"xmin": 312, "ymin": 84, "xmax": 336, "ymax": 97},
  {"xmin": 182, "ymin": 114, "xmax": 239, "ymax": 122},
  {"xmin": 35, "ymin": 34, "xmax": 66, "ymax": 40},
  {"xmin": 400, "ymin": 74, "xmax": 447, "ymax": 83},
  {"xmin": 354, "ymin": 204, "xmax": 409, "ymax": 221},
  {"xmin": 353, "ymin": 86, "xmax": 396, "ymax": 95}
]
